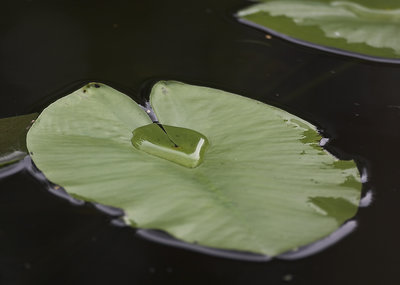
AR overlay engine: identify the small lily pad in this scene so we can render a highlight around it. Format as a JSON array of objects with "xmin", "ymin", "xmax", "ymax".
[
  {"xmin": 0, "ymin": 113, "xmax": 38, "ymax": 167},
  {"xmin": 237, "ymin": 0, "xmax": 400, "ymax": 60},
  {"xmin": 27, "ymin": 81, "xmax": 361, "ymax": 256}
]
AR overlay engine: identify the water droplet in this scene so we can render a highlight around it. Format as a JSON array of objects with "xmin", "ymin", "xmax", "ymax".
[{"xmin": 131, "ymin": 123, "xmax": 209, "ymax": 168}]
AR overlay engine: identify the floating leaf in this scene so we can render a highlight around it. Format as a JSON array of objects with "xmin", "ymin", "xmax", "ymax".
[
  {"xmin": 237, "ymin": 0, "xmax": 400, "ymax": 60},
  {"xmin": 0, "ymin": 113, "xmax": 38, "ymax": 167},
  {"xmin": 27, "ymin": 81, "xmax": 361, "ymax": 256}
]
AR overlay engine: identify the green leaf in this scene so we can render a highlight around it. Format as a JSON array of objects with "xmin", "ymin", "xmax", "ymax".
[
  {"xmin": 237, "ymin": 0, "xmax": 400, "ymax": 60},
  {"xmin": 27, "ymin": 81, "xmax": 361, "ymax": 256},
  {"xmin": 0, "ymin": 113, "xmax": 38, "ymax": 167}
]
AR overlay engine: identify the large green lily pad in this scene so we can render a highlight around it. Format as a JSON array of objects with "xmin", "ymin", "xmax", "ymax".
[
  {"xmin": 237, "ymin": 0, "xmax": 400, "ymax": 60},
  {"xmin": 27, "ymin": 81, "xmax": 361, "ymax": 256}
]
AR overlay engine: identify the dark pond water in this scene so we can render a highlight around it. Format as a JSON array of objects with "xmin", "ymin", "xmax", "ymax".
[{"xmin": 1, "ymin": 0, "xmax": 400, "ymax": 284}]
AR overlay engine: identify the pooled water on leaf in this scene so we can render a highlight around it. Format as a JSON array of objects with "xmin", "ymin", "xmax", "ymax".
[{"xmin": 131, "ymin": 123, "xmax": 209, "ymax": 168}]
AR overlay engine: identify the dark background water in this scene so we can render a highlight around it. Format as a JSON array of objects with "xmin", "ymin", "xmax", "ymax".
[{"xmin": 1, "ymin": 0, "xmax": 400, "ymax": 284}]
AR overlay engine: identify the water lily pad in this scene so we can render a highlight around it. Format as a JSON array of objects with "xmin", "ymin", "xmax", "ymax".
[
  {"xmin": 237, "ymin": 0, "xmax": 400, "ymax": 60},
  {"xmin": 0, "ymin": 113, "xmax": 38, "ymax": 167},
  {"xmin": 27, "ymin": 81, "xmax": 361, "ymax": 256}
]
